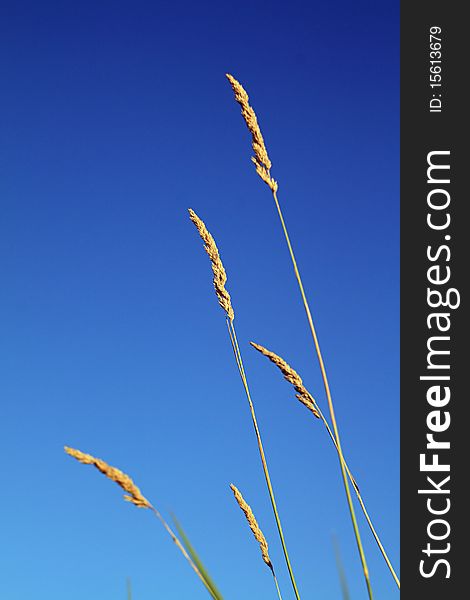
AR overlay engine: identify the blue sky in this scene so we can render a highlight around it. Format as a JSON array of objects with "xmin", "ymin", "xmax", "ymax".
[{"xmin": 0, "ymin": 1, "xmax": 399, "ymax": 599}]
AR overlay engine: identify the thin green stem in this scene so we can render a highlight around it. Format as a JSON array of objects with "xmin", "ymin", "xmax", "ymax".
[
  {"xmin": 227, "ymin": 319, "xmax": 301, "ymax": 600},
  {"xmin": 313, "ymin": 401, "xmax": 400, "ymax": 588},
  {"xmin": 271, "ymin": 189, "xmax": 374, "ymax": 600}
]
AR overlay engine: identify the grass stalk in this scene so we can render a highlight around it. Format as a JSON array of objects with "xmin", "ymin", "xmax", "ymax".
[
  {"xmin": 311, "ymin": 397, "xmax": 400, "ymax": 588},
  {"xmin": 189, "ymin": 207, "xmax": 300, "ymax": 599},
  {"xmin": 227, "ymin": 319, "xmax": 301, "ymax": 600},
  {"xmin": 270, "ymin": 188, "xmax": 374, "ymax": 599},
  {"xmin": 250, "ymin": 340, "xmax": 399, "ymax": 589},
  {"xmin": 273, "ymin": 573, "xmax": 283, "ymax": 600}
]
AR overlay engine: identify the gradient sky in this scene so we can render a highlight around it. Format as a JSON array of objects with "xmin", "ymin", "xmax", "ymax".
[{"xmin": 0, "ymin": 2, "xmax": 399, "ymax": 599}]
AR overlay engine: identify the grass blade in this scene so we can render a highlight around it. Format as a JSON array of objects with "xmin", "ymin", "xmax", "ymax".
[
  {"xmin": 333, "ymin": 535, "xmax": 351, "ymax": 600},
  {"xmin": 172, "ymin": 515, "xmax": 224, "ymax": 600}
]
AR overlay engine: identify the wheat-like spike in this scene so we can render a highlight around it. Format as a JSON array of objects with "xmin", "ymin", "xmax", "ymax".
[
  {"xmin": 64, "ymin": 446, "xmax": 152, "ymax": 509},
  {"xmin": 250, "ymin": 342, "xmax": 320, "ymax": 419},
  {"xmin": 189, "ymin": 208, "xmax": 234, "ymax": 321},
  {"xmin": 226, "ymin": 74, "xmax": 278, "ymax": 193},
  {"xmin": 230, "ymin": 484, "xmax": 272, "ymax": 570}
]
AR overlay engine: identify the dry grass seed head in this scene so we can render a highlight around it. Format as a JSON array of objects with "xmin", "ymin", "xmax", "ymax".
[
  {"xmin": 226, "ymin": 74, "xmax": 278, "ymax": 193},
  {"xmin": 64, "ymin": 446, "xmax": 152, "ymax": 509},
  {"xmin": 230, "ymin": 484, "xmax": 272, "ymax": 569},
  {"xmin": 188, "ymin": 209, "xmax": 235, "ymax": 322},
  {"xmin": 250, "ymin": 342, "xmax": 320, "ymax": 418}
]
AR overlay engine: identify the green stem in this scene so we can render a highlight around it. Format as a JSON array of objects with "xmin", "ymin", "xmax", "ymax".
[
  {"xmin": 271, "ymin": 189, "xmax": 373, "ymax": 600},
  {"xmin": 227, "ymin": 319, "xmax": 301, "ymax": 600},
  {"xmin": 313, "ymin": 401, "xmax": 400, "ymax": 588}
]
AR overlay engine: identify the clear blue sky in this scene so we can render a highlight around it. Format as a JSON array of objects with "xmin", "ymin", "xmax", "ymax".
[{"xmin": 0, "ymin": 1, "xmax": 398, "ymax": 599}]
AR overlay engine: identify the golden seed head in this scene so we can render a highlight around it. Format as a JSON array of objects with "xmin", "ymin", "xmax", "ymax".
[
  {"xmin": 226, "ymin": 74, "xmax": 278, "ymax": 193},
  {"xmin": 250, "ymin": 342, "xmax": 320, "ymax": 418},
  {"xmin": 64, "ymin": 446, "xmax": 152, "ymax": 509},
  {"xmin": 189, "ymin": 208, "xmax": 235, "ymax": 321},
  {"xmin": 230, "ymin": 484, "xmax": 272, "ymax": 569}
]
